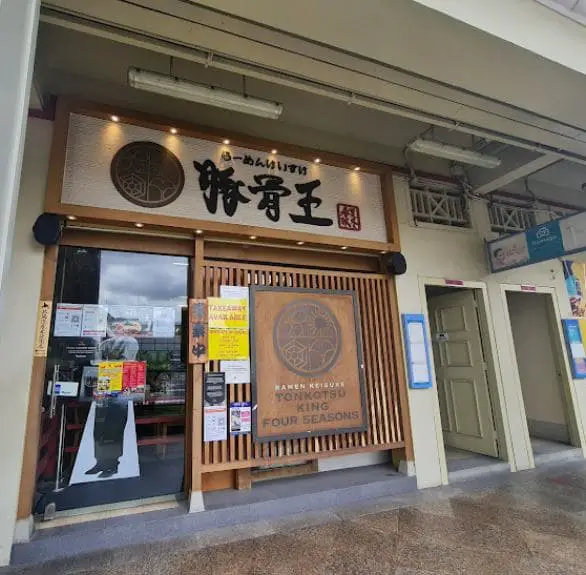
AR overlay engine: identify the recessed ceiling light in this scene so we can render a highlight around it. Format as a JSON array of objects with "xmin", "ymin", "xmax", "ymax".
[
  {"xmin": 195, "ymin": 229, "xmax": 203, "ymax": 235},
  {"xmin": 135, "ymin": 222, "xmax": 144, "ymax": 228},
  {"xmin": 249, "ymin": 235, "xmax": 257, "ymax": 240},
  {"xmin": 223, "ymin": 139, "xmax": 230, "ymax": 145},
  {"xmin": 271, "ymin": 149, "xmax": 278, "ymax": 154},
  {"xmin": 314, "ymin": 158, "xmax": 321, "ymax": 164},
  {"xmin": 380, "ymin": 251, "xmax": 386, "ymax": 254},
  {"xmin": 170, "ymin": 127, "xmax": 178, "ymax": 134},
  {"xmin": 354, "ymin": 166, "xmax": 361, "ymax": 171},
  {"xmin": 110, "ymin": 115, "xmax": 120, "ymax": 122},
  {"xmin": 341, "ymin": 246, "xmax": 348, "ymax": 250},
  {"xmin": 296, "ymin": 241, "xmax": 305, "ymax": 246},
  {"xmin": 66, "ymin": 215, "xmax": 77, "ymax": 221}
]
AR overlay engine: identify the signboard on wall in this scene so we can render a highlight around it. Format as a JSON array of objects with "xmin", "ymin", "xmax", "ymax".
[
  {"xmin": 487, "ymin": 211, "xmax": 586, "ymax": 273},
  {"xmin": 60, "ymin": 113, "xmax": 387, "ymax": 243},
  {"xmin": 250, "ymin": 287, "xmax": 367, "ymax": 442}
]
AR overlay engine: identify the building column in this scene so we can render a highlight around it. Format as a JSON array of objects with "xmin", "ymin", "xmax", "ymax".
[
  {"xmin": 0, "ymin": 0, "xmax": 40, "ymax": 321},
  {"xmin": 0, "ymin": 0, "xmax": 41, "ymax": 566}
]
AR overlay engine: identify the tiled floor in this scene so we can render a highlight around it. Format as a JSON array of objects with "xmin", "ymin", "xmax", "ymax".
[{"xmin": 6, "ymin": 459, "xmax": 586, "ymax": 574}]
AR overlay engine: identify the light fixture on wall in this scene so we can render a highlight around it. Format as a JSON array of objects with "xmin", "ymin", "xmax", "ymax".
[
  {"xmin": 128, "ymin": 68, "xmax": 284, "ymax": 120},
  {"xmin": 408, "ymin": 139, "xmax": 501, "ymax": 169}
]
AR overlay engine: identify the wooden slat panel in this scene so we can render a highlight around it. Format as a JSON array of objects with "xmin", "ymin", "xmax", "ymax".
[{"xmin": 200, "ymin": 258, "xmax": 405, "ymax": 470}]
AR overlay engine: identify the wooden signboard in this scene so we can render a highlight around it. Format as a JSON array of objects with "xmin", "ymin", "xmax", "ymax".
[
  {"xmin": 251, "ymin": 287, "xmax": 368, "ymax": 442},
  {"xmin": 188, "ymin": 299, "xmax": 208, "ymax": 364}
]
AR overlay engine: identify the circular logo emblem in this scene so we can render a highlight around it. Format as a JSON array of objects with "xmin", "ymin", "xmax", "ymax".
[
  {"xmin": 110, "ymin": 141, "xmax": 185, "ymax": 208},
  {"xmin": 273, "ymin": 299, "xmax": 342, "ymax": 376}
]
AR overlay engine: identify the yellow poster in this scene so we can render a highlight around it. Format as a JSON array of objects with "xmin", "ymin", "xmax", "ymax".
[
  {"xmin": 97, "ymin": 361, "xmax": 124, "ymax": 393},
  {"xmin": 208, "ymin": 329, "xmax": 249, "ymax": 360},
  {"xmin": 207, "ymin": 298, "xmax": 248, "ymax": 329}
]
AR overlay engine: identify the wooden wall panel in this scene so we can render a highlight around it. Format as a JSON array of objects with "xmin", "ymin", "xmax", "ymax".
[{"xmin": 200, "ymin": 259, "xmax": 406, "ymax": 471}]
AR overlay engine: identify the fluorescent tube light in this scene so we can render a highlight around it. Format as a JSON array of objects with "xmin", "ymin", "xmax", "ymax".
[
  {"xmin": 409, "ymin": 139, "xmax": 501, "ymax": 169},
  {"xmin": 128, "ymin": 68, "xmax": 283, "ymax": 120}
]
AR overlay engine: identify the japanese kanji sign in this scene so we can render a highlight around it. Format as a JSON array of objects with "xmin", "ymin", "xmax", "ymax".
[{"xmin": 60, "ymin": 113, "xmax": 387, "ymax": 242}]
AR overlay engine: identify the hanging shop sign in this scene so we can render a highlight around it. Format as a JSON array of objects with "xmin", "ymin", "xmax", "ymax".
[
  {"xmin": 188, "ymin": 299, "xmax": 208, "ymax": 364},
  {"xmin": 33, "ymin": 301, "xmax": 53, "ymax": 357},
  {"xmin": 487, "ymin": 211, "xmax": 586, "ymax": 273},
  {"xmin": 59, "ymin": 113, "xmax": 387, "ymax": 243},
  {"xmin": 250, "ymin": 286, "xmax": 368, "ymax": 442}
]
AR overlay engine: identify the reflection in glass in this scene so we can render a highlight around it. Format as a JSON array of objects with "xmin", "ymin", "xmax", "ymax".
[{"xmin": 35, "ymin": 248, "xmax": 189, "ymax": 513}]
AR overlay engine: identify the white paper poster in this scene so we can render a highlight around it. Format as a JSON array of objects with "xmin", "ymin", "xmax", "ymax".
[
  {"xmin": 220, "ymin": 285, "xmax": 249, "ymax": 301},
  {"xmin": 153, "ymin": 307, "xmax": 176, "ymax": 338},
  {"xmin": 82, "ymin": 305, "xmax": 108, "ymax": 337},
  {"xmin": 220, "ymin": 286, "xmax": 250, "ymax": 323},
  {"xmin": 220, "ymin": 360, "xmax": 251, "ymax": 384},
  {"xmin": 69, "ymin": 400, "xmax": 140, "ymax": 484},
  {"xmin": 412, "ymin": 363, "xmax": 430, "ymax": 384},
  {"xmin": 204, "ymin": 406, "xmax": 227, "ymax": 442},
  {"xmin": 407, "ymin": 322, "xmax": 424, "ymax": 344},
  {"xmin": 54, "ymin": 303, "xmax": 83, "ymax": 337},
  {"xmin": 230, "ymin": 402, "xmax": 252, "ymax": 435}
]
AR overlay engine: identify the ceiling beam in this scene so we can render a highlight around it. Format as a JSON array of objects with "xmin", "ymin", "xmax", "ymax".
[{"xmin": 473, "ymin": 154, "xmax": 560, "ymax": 195}]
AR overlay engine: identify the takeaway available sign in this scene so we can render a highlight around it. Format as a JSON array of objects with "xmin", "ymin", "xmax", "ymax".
[
  {"xmin": 60, "ymin": 113, "xmax": 388, "ymax": 243},
  {"xmin": 250, "ymin": 286, "xmax": 368, "ymax": 442}
]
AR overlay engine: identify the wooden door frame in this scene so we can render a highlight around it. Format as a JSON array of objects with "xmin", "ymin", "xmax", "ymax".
[
  {"xmin": 500, "ymin": 284, "xmax": 586, "ymax": 464},
  {"xmin": 419, "ymin": 277, "xmax": 513, "ymax": 485},
  {"xmin": 16, "ymin": 228, "xmax": 196, "ymax": 521}
]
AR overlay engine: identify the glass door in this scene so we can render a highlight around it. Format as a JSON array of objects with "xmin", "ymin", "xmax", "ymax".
[{"xmin": 35, "ymin": 246, "xmax": 190, "ymax": 514}]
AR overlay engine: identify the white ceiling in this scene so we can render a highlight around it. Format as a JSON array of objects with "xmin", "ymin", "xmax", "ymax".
[{"xmin": 33, "ymin": 20, "xmax": 586, "ymax": 209}]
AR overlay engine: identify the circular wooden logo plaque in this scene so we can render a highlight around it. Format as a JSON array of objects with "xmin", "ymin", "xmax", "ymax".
[
  {"xmin": 110, "ymin": 141, "xmax": 185, "ymax": 208},
  {"xmin": 273, "ymin": 299, "xmax": 342, "ymax": 376}
]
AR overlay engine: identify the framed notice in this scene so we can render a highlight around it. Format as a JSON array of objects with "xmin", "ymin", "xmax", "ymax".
[
  {"xmin": 401, "ymin": 314, "xmax": 433, "ymax": 389},
  {"xmin": 250, "ymin": 286, "xmax": 368, "ymax": 442},
  {"xmin": 562, "ymin": 319, "xmax": 586, "ymax": 379}
]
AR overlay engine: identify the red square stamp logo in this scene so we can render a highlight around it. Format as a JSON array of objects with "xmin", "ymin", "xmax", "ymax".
[{"xmin": 336, "ymin": 203, "xmax": 361, "ymax": 231}]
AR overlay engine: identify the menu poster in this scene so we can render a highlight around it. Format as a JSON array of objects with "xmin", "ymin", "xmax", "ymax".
[
  {"xmin": 107, "ymin": 306, "xmax": 153, "ymax": 338},
  {"xmin": 54, "ymin": 303, "xmax": 83, "ymax": 337},
  {"xmin": 153, "ymin": 307, "xmax": 176, "ymax": 338},
  {"xmin": 230, "ymin": 402, "xmax": 252, "ymax": 435},
  {"xmin": 81, "ymin": 305, "xmax": 108, "ymax": 337},
  {"xmin": 122, "ymin": 361, "xmax": 147, "ymax": 400},
  {"xmin": 204, "ymin": 372, "xmax": 227, "ymax": 442},
  {"xmin": 97, "ymin": 361, "xmax": 123, "ymax": 395}
]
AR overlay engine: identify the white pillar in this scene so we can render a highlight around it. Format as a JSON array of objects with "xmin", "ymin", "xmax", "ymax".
[
  {"xmin": 0, "ymin": 0, "xmax": 40, "ymax": 565},
  {"xmin": 0, "ymin": 0, "xmax": 40, "ymax": 324}
]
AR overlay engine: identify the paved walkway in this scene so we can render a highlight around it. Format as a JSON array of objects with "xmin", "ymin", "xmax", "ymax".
[{"xmin": 6, "ymin": 460, "xmax": 586, "ymax": 574}]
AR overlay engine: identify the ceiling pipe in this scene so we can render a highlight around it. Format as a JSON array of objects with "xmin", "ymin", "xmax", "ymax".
[{"xmin": 39, "ymin": 8, "xmax": 586, "ymax": 167}]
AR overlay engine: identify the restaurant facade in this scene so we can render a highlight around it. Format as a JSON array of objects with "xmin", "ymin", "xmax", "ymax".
[{"xmin": 4, "ymin": 0, "xmax": 586, "ymax": 567}]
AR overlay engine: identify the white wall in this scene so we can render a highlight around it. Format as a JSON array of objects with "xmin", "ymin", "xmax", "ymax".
[
  {"xmin": 0, "ymin": 117, "xmax": 52, "ymax": 564},
  {"xmin": 393, "ymin": 174, "xmax": 586, "ymax": 488}
]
